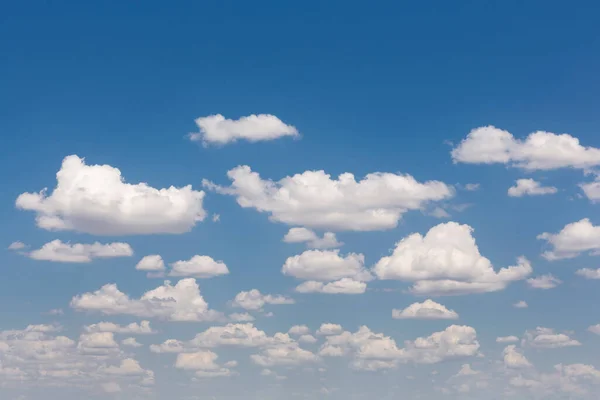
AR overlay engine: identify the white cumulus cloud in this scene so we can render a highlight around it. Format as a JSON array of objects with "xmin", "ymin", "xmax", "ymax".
[
  {"xmin": 135, "ymin": 255, "xmax": 165, "ymax": 272},
  {"xmin": 16, "ymin": 155, "xmax": 206, "ymax": 235},
  {"xmin": 70, "ymin": 278, "xmax": 222, "ymax": 322},
  {"xmin": 168, "ymin": 255, "xmax": 229, "ymax": 278},
  {"xmin": 189, "ymin": 114, "xmax": 299, "ymax": 146},
  {"xmin": 373, "ymin": 222, "xmax": 532, "ymax": 296},
  {"xmin": 283, "ymin": 227, "xmax": 343, "ymax": 249},
  {"xmin": 508, "ymin": 179, "xmax": 557, "ymax": 197},
  {"xmin": 27, "ymin": 240, "xmax": 133, "ymax": 263},
  {"xmin": 392, "ymin": 299, "xmax": 459, "ymax": 320},
  {"xmin": 231, "ymin": 289, "xmax": 294, "ymax": 311},
  {"xmin": 451, "ymin": 126, "xmax": 600, "ymax": 170},
  {"xmin": 522, "ymin": 327, "xmax": 581, "ymax": 349},
  {"xmin": 203, "ymin": 165, "xmax": 453, "ymax": 231},
  {"xmin": 576, "ymin": 268, "xmax": 600, "ymax": 279},
  {"xmin": 527, "ymin": 274, "xmax": 562, "ymax": 289},
  {"xmin": 538, "ymin": 219, "xmax": 600, "ymax": 260}
]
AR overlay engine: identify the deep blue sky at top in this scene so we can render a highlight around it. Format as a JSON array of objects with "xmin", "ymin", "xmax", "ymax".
[{"xmin": 1, "ymin": 0, "xmax": 600, "ymax": 343}]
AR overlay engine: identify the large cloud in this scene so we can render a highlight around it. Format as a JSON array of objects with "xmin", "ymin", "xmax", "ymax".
[
  {"xmin": 16, "ymin": 155, "xmax": 206, "ymax": 235},
  {"xmin": 27, "ymin": 240, "xmax": 133, "ymax": 263},
  {"xmin": 203, "ymin": 165, "xmax": 453, "ymax": 231},
  {"xmin": 70, "ymin": 278, "xmax": 222, "ymax": 322},
  {"xmin": 451, "ymin": 126, "xmax": 600, "ymax": 170},
  {"xmin": 373, "ymin": 222, "xmax": 532, "ymax": 295},
  {"xmin": 189, "ymin": 114, "xmax": 299, "ymax": 146},
  {"xmin": 538, "ymin": 218, "xmax": 600, "ymax": 260}
]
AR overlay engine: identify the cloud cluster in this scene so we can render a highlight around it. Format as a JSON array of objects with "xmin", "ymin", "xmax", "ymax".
[
  {"xmin": 283, "ymin": 227, "xmax": 343, "ymax": 249},
  {"xmin": 283, "ymin": 250, "xmax": 372, "ymax": 294},
  {"xmin": 451, "ymin": 126, "xmax": 600, "ymax": 170},
  {"xmin": 0, "ymin": 324, "xmax": 154, "ymax": 394},
  {"xmin": 318, "ymin": 324, "xmax": 480, "ymax": 369},
  {"xmin": 522, "ymin": 327, "xmax": 581, "ymax": 349},
  {"xmin": 203, "ymin": 165, "xmax": 453, "ymax": 231},
  {"xmin": 16, "ymin": 155, "xmax": 206, "ymax": 235},
  {"xmin": 373, "ymin": 222, "xmax": 532, "ymax": 295},
  {"xmin": 70, "ymin": 278, "xmax": 222, "ymax": 322}
]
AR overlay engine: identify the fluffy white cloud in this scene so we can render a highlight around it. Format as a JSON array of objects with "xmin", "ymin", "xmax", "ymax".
[
  {"xmin": 8, "ymin": 241, "xmax": 26, "ymax": 250},
  {"xmin": 169, "ymin": 255, "xmax": 229, "ymax": 278},
  {"xmin": 392, "ymin": 299, "xmax": 459, "ymax": 320},
  {"xmin": 497, "ymin": 336, "xmax": 519, "ymax": 343},
  {"xmin": 507, "ymin": 179, "xmax": 557, "ymax": 197},
  {"xmin": 537, "ymin": 219, "xmax": 600, "ymax": 260},
  {"xmin": 135, "ymin": 255, "xmax": 165, "ymax": 272},
  {"xmin": 100, "ymin": 358, "xmax": 147, "ymax": 375},
  {"xmin": 283, "ymin": 228, "xmax": 343, "ymax": 249},
  {"xmin": 587, "ymin": 324, "xmax": 600, "ymax": 335},
  {"xmin": 189, "ymin": 323, "xmax": 292, "ymax": 349},
  {"xmin": 83, "ymin": 321, "xmax": 155, "ymax": 335},
  {"xmin": 70, "ymin": 278, "xmax": 222, "ymax": 322},
  {"xmin": 527, "ymin": 274, "xmax": 562, "ymax": 289},
  {"xmin": 175, "ymin": 350, "xmax": 234, "ymax": 378},
  {"xmin": 295, "ymin": 279, "xmax": 367, "ymax": 294},
  {"xmin": 451, "ymin": 126, "xmax": 600, "ymax": 170},
  {"xmin": 316, "ymin": 324, "xmax": 343, "ymax": 336},
  {"xmin": 16, "ymin": 155, "xmax": 206, "ymax": 235},
  {"xmin": 513, "ymin": 300, "xmax": 528, "ymax": 308},
  {"xmin": 283, "ymin": 250, "xmax": 372, "ymax": 283},
  {"xmin": 231, "ymin": 289, "xmax": 294, "ymax": 311},
  {"xmin": 250, "ymin": 343, "xmax": 319, "ymax": 367},
  {"xmin": 319, "ymin": 324, "xmax": 479, "ymax": 366},
  {"xmin": 373, "ymin": 222, "xmax": 532, "ymax": 296},
  {"xmin": 189, "ymin": 114, "xmax": 299, "ymax": 145},
  {"xmin": 503, "ymin": 345, "xmax": 532, "ymax": 369},
  {"xmin": 0, "ymin": 324, "xmax": 153, "ymax": 393},
  {"xmin": 122, "ymin": 337, "xmax": 142, "ymax": 348},
  {"xmin": 203, "ymin": 165, "xmax": 453, "ymax": 231},
  {"xmin": 576, "ymin": 268, "xmax": 600, "ymax": 279},
  {"xmin": 579, "ymin": 180, "xmax": 600, "ymax": 202},
  {"xmin": 522, "ymin": 327, "xmax": 581, "ymax": 349},
  {"xmin": 27, "ymin": 240, "xmax": 133, "ymax": 263},
  {"xmin": 77, "ymin": 332, "xmax": 119, "ymax": 355}
]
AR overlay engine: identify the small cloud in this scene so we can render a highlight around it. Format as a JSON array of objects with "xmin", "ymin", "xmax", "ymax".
[
  {"xmin": 212, "ymin": 214, "xmax": 220, "ymax": 222},
  {"xmin": 465, "ymin": 183, "xmax": 480, "ymax": 191},
  {"xmin": 513, "ymin": 301, "xmax": 528, "ymax": 308},
  {"xmin": 8, "ymin": 241, "xmax": 27, "ymax": 251},
  {"xmin": 527, "ymin": 275, "xmax": 561, "ymax": 290}
]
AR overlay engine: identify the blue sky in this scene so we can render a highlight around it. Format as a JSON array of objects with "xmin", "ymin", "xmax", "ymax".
[{"xmin": 2, "ymin": 1, "xmax": 600, "ymax": 399}]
